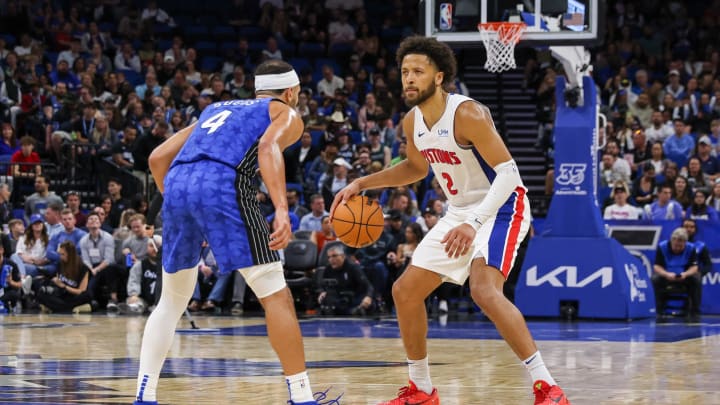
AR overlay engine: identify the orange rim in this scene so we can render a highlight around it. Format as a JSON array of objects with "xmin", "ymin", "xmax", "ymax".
[{"xmin": 478, "ymin": 22, "xmax": 526, "ymax": 44}]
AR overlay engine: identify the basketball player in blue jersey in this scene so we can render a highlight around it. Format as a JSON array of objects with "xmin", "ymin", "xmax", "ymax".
[
  {"xmin": 331, "ymin": 37, "xmax": 571, "ymax": 405},
  {"xmin": 133, "ymin": 60, "xmax": 329, "ymax": 405}
]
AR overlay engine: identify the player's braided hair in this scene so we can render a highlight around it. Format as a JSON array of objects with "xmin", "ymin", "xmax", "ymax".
[{"xmin": 395, "ymin": 36, "xmax": 457, "ymax": 87}]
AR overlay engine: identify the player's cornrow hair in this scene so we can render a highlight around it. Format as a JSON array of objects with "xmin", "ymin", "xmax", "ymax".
[{"xmin": 396, "ymin": 36, "xmax": 457, "ymax": 87}]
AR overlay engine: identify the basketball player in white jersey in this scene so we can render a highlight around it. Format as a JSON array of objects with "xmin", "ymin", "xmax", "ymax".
[{"xmin": 331, "ymin": 36, "xmax": 570, "ymax": 405}]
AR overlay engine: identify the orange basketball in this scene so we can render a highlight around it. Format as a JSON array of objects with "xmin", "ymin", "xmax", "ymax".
[{"xmin": 331, "ymin": 195, "xmax": 385, "ymax": 248}]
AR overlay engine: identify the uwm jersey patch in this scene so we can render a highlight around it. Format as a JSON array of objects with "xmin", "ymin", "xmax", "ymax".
[{"xmin": 413, "ymin": 94, "xmax": 506, "ymax": 208}]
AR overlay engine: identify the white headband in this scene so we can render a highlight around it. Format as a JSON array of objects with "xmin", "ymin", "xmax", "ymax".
[{"xmin": 255, "ymin": 70, "xmax": 300, "ymax": 91}]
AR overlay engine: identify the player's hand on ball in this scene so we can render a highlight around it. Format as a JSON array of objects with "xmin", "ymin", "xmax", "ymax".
[
  {"xmin": 441, "ymin": 223, "xmax": 476, "ymax": 258},
  {"xmin": 329, "ymin": 181, "xmax": 361, "ymax": 222},
  {"xmin": 269, "ymin": 209, "xmax": 292, "ymax": 250}
]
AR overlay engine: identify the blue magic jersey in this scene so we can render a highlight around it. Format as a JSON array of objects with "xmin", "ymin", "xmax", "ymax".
[
  {"xmin": 162, "ymin": 97, "xmax": 282, "ymax": 273},
  {"xmin": 172, "ymin": 98, "xmax": 273, "ymax": 172}
]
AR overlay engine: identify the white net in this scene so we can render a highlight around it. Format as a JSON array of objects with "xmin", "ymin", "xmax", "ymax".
[{"xmin": 478, "ymin": 22, "xmax": 526, "ymax": 73}]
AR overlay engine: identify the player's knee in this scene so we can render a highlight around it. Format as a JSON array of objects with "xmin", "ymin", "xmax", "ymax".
[
  {"xmin": 470, "ymin": 282, "xmax": 500, "ymax": 308},
  {"xmin": 240, "ymin": 262, "xmax": 287, "ymax": 299},
  {"xmin": 391, "ymin": 278, "xmax": 415, "ymax": 306}
]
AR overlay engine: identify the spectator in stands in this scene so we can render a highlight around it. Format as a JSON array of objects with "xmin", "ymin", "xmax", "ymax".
[
  {"xmin": 105, "ymin": 179, "xmax": 130, "ymax": 229},
  {"xmin": 416, "ymin": 206, "xmax": 439, "ymax": 234},
  {"xmin": 135, "ymin": 71, "xmax": 161, "ymax": 100},
  {"xmin": 299, "ymin": 194, "xmax": 328, "ymax": 232},
  {"xmin": 709, "ymin": 119, "xmax": 720, "ymax": 149},
  {"xmin": 11, "ymin": 136, "xmax": 41, "ymax": 196},
  {"xmin": 44, "ymin": 202, "xmax": 64, "ymax": 239},
  {"xmin": 673, "ymin": 175, "xmax": 693, "ymax": 209},
  {"xmin": 708, "ymin": 179, "xmax": 720, "ymax": 211},
  {"xmin": 57, "ymin": 38, "xmax": 82, "ymax": 67},
  {"xmin": 23, "ymin": 175, "xmax": 62, "ymax": 220},
  {"xmin": 664, "ymin": 119, "xmax": 696, "ymax": 167},
  {"xmin": 358, "ymin": 92, "xmax": 382, "ymax": 132},
  {"xmin": 7, "ymin": 219, "xmax": 23, "ymax": 253},
  {"xmin": 630, "ymin": 128, "xmax": 652, "ymax": 172},
  {"xmin": 310, "ymin": 215, "xmax": 337, "ymax": 254},
  {"xmin": 114, "ymin": 41, "xmax": 142, "ymax": 73},
  {"xmin": 664, "ymin": 70, "xmax": 684, "ymax": 100},
  {"xmin": 284, "ymin": 131, "xmax": 318, "ymax": 184},
  {"xmin": 632, "ymin": 162, "xmax": 657, "ymax": 207},
  {"xmin": 320, "ymin": 157, "xmax": 352, "ymax": 209},
  {"xmin": 12, "ymin": 214, "xmax": 49, "ymax": 277},
  {"xmin": 328, "ymin": 11, "xmax": 356, "ymax": 47},
  {"xmin": 125, "ymin": 234, "xmax": 162, "ymax": 314},
  {"xmin": 683, "ymin": 218, "xmax": 713, "ymax": 276},
  {"xmin": 686, "ymin": 190, "xmax": 719, "ymax": 221},
  {"xmin": 121, "ymin": 214, "xmax": 149, "ymax": 266},
  {"xmin": 0, "ymin": 123, "xmax": 18, "ymax": 157},
  {"xmin": 64, "ymin": 191, "xmax": 86, "ymax": 228},
  {"xmin": 49, "ymin": 59, "xmax": 80, "ymax": 91},
  {"xmin": 305, "ymin": 142, "xmax": 338, "ymax": 195},
  {"xmin": 304, "ymin": 98, "xmax": 327, "ymax": 131},
  {"xmin": 81, "ymin": 22, "xmax": 113, "ymax": 55},
  {"xmin": 600, "ymin": 152, "xmax": 629, "ymax": 187},
  {"xmin": 316, "ymin": 244, "xmax": 373, "ymax": 316},
  {"xmin": 141, "ymin": 0, "xmax": 176, "ymax": 33},
  {"xmin": 317, "ymin": 64, "xmax": 344, "ymax": 100},
  {"xmin": 644, "ymin": 184, "xmax": 684, "ymax": 220},
  {"xmin": 629, "ymin": 93, "xmax": 653, "ymax": 128},
  {"xmin": 93, "ymin": 203, "xmax": 114, "ymax": 234},
  {"xmin": 0, "ymin": 242, "xmax": 22, "ymax": 312},
  {"xmin": 387, "ymin": 222, "xmax": 423, "ymax": 277},
  {"xmin": 694, "ymin": 135, "xmax": 719, "ymax": 180},
  {"xmin": 287, "ymin": 189, "xmax": 309, "ymax": 219},
  {"xmin": 683, "ymin": 157, "xmax": 712, "ymax": 194},
  {"xmin": 604, "ymin": 181, "xmax": 643, "ymax": 220},
  {"xmin": 45, "ymin": 208, "xmax": 87, "ymax": 274},
  {"xmin": 260, "ymin": 36, "xmax": 283, "ymax": 62},
  {"xmin": 367, "ymin": 127, "xmax": 391, "ymax": 167},
  {"xmin": 0, "ymin": 183, "xmax": 10, "ymax": 224},
  {"xmin": 652, "ymin": 227, "xmax": 701, "ymax": 320},
  {"xmin": 35, "ymin": 240, "xmax": 92, "ymax": 314},
  {"xmin": 645, "ymin": 141, "xmax": 669, "ymax": 176}
]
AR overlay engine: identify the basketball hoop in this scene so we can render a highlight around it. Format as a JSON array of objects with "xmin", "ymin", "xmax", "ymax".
[{"xmin": 478, "ymin": 22, "xmax": 526, "ymax": 73}]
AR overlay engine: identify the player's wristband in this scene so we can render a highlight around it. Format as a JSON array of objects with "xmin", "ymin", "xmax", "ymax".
[{"xmin": 464, "ymin": 217, "xmax": 483, "ymax": 232}]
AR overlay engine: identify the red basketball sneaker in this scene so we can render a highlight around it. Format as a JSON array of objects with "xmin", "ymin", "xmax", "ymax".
[
  {"xmin": 533, "ymin": 380, "xmax": 571, "ymax": 405},
  {"xmin": 377, "ymin": 381, "xmax": 439, "ymax": 405}
]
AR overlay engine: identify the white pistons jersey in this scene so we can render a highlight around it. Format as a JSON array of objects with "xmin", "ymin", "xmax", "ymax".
[{"xmin": 413, "ymin": 93, "xmax": 511, "ymax": 210}]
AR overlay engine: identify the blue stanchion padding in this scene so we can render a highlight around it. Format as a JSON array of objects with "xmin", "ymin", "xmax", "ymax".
[
  {"xmin": 543, "ymin": 76, "xmax": 605, "ymax": 238},
  {"xmin": 516, "ymin": 237, "xmax": 655, "ymax": 319}
]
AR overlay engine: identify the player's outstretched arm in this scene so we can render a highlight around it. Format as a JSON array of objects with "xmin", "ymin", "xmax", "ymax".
[
  {"xmin": 148, "ymin": 122, "xmax": 197, "ymax": 194},
  {"xmin": 330, "ymin": 111, "xmax": 429, "ymax": 219},
  {"xmin": 258, "ymin": 101, "xmax": 304, "ymax": 250}
]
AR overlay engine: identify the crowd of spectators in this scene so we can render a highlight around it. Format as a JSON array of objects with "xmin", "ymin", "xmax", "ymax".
[
  {"xmin": 0, "ymin": 0, "xmax": 464, "ymax": 316},
  {"xmin": 532, "ymin": 1, "xmax": 720, "ymax": 225}
]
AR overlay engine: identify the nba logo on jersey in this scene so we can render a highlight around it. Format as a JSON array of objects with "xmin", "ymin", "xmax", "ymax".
[{"xmin": 439, "ymin": 3, "xmax": 452, "ymax": 31}]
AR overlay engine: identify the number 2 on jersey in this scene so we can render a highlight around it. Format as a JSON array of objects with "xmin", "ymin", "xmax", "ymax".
[
  {"xmin": 201, "ymin": 110, "xmax": 232, "ymax": 134},
  {"xmin": 441, "ymin": 172, "xmax": 458, "ymax": 195}
]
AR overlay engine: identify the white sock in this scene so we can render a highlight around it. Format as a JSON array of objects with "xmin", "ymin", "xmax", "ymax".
[
  {"xmin": 522, "ymin": 351, "xmax": 556, "ymax": 386},
  {"xmin": 408, "ymin": 356, "xmax": 433, "ymax": 395},
  {"xmin": 285, "ymin": 371, "xmax": 314, "ymax": 402},
  {"xmin": 136, "ymin": 373, "xmax": 159, "ymax": 402},
  {"xmin": 135, "ymin": 267, "xmax": 198, "ymax": 402}
]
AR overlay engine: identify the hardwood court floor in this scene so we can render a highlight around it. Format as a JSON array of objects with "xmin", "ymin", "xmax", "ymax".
[{"xmin": 2, "ymin": 313, "xmax": 720, "ymax": 404}]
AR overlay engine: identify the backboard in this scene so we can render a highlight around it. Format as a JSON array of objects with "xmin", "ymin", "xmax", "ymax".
[{"xmin": 420, "ymin": 0, "xmax": 606, "ymax": 47}]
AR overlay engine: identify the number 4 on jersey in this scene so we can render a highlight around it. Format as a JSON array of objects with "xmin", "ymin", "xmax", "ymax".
[{"xmin": 201, "ymin": 110, "xmax": 232, "ymax": 134}]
